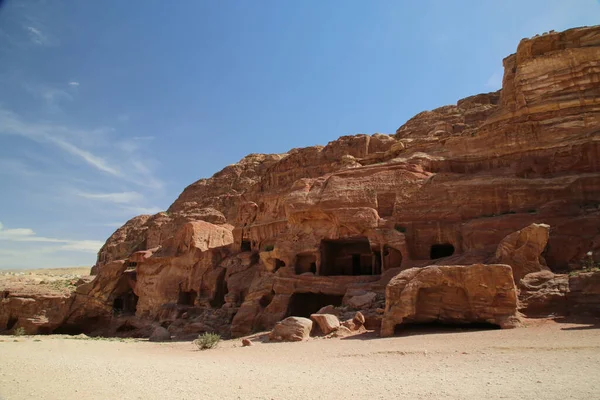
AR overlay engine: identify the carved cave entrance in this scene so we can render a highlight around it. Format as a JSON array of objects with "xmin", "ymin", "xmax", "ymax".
[
  {"xmin": 112, "ymin": 290, "xmax": 139, "ymax": 316},
  {"xmin": 210, "ymin": 269, "xmax": 228, "ymax": 308},
  {"xmin": 286, "ymin": 293, "xmax": 344, "ymax": 318},
  {"xmin": 320, "ymin": 237, "xmax": 379, "ymax": 276},
  {"xmin": 241, "ymin": 240, "xmax": 252, "ymax": 252},
  {"xmin": 177, "ymin": 289, "xmax": 197, "ymax": 306},
  {"xmin": 430, "ymin": 243, "xmax": 455, "ymax": 260},
  {"xmin": 393, "ymin": 286, "xmax": 500, "ymax": 334}
]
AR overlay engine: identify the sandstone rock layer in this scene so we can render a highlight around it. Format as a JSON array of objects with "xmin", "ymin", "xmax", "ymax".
[{"xmin": 381, "ymin": 264, "xmax": 520, "ymax": 337}]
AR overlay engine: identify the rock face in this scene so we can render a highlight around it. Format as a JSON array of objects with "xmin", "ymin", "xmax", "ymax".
[
  {"xmin": 518, "ymin": 271, "xmax": 569, "ymax": 316},
  {"xmin": 567, "ymin": 271, "xmax": 600, "ymax": 316},
  {"xmin": 494, "ymin": 223, "xmax": 551, "ymax": 283},
  {"xmin": 3, "ymin": 26, "xmax": 600, "ymax": 338},
  {"xmin": 381, "ymin": 264, "xmax": 520, "ymax": 337},
  {"xmin": 269, "ymin": 317, "xmax": 313, "ymax": 342}
]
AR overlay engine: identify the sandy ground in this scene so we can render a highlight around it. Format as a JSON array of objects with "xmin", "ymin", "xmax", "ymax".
[{"xmin": 1, "ymin": 319, "xmax": 599, "ymax": 400}]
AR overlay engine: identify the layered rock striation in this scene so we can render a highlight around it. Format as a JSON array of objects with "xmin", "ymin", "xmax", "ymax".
[{"xmin": 3, "ymin": 26, "xmax": 600, "ymax": 337}]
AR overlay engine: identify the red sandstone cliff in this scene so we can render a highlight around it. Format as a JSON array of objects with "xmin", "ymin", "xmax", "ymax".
[{"xmin": 3, "ymin": 26, "xmax": 599, "ymax": 338}]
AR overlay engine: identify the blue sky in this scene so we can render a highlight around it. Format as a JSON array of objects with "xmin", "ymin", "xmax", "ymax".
[{"xmin": 1, "ymin": 0, "xmax": 599, "ymax": 269}]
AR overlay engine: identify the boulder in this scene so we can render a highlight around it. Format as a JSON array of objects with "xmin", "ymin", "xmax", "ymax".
[
  {"xmin": 494, "ymin": 223, "xmax": 551, "ymax": 282},
  {"xmin": 310, "ymin": 314, "xmax": 340, "ymax": 335},
  {"xmin": 353, "ymin": 311, "xmax": 366, "ymax": 326},
  {"xmin": 331, "ymin": 326, "xmax": 353, "ymax": 338},
  {"xmin": 316, "ymin": 305, "xmax": 338, "ymax": 316},
  {"xmin": 381, "ymin": 264, "xmax": 520, "ymax": 337},
  {"xmin": 346, "ymin": 292, "xmax": 377, "ymax": 309},
  {"xmin": 519, "ymin": 271, "xmax": 568, "ymax": 316},
  {"xmin": 149, "ymin": 326, "xmax": 171, "ymax": 342},
  {"xmin": 269, "ymin": 317, "xmax": 313, "ymax": 342},
  {"xmin": 241, "ymin": 338, "xmax": 253, "ymax": 347}
]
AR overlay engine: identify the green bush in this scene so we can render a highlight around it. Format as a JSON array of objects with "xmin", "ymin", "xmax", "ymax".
[
  {"xmin": 13, "ymin": 327, "xmax": 26, "ymax": 336},
  {"xmin": 264, "ymin": 244, "xmax": 275, "ymax": 252},
  {"xmin": 194, "ymin": 332, "xmax": 221, "ymax": 350}
]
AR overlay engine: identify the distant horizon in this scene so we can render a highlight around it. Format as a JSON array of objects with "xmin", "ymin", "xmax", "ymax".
[{"xmin": 1, "ymin": 0, "xmax": 599, "ymax": 269}]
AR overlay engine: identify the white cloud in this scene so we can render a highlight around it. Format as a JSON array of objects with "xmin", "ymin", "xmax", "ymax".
[
  {"xmin": 48, "ymin": 136, "xmax": 120, "ymax": 176},
  {"xmin": 0, "ymin": 108, "xmax": 164, "ymax": 190},
  {"xmin": 25, "ymin": 25, "xmax": 50, "ymax": 46},
  {"xmin": 68, "ymin": 81, "xmax": 80, "ymax": 87},
  {"xmin": 0, "ymin": 108, "xmax": 120, "ymax": 176},
  {"xmin": 0, "ymin": 221, "xmax": 103, "ymax": 253},
  {"xmin": 76, "ymin": 191, "xmax": 143, "ymax": 204}
]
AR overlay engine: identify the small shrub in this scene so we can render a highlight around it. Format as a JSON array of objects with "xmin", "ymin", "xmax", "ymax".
[
  {"xmin": 194, "ymin": 332, "xmax": 221, "ymax": 350},
  {"xmin": 13, "ymin": 327, "xmax": 26, "ymax": 336},
  {"xmin": 264, "ymin": 244, "xmax": 275, "ymax": 252}
]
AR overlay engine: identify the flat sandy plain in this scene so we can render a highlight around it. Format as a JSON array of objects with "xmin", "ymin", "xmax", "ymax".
[{"xmin": 1, "ymin": 318, "xmax": 599, "ymax": 400}]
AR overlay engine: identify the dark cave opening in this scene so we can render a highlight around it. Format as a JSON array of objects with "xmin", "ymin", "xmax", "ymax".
[
  {"xmin": 210, "ymin": 269, "xmax": 228, "ymax": 308},
  {"xmin": 53, "ymin": 316, "xmax": 104, "ymax": 336},
  {"xmin": 112, "ymin": 290, "xmax": 139, "ymax": 315},
  {"xmin": 6, "ymin": 317, "xmax": 18, "ymax": 330},
  {"xmin": 286, "ymin": 293, "xmax": 344, "ymax": 318},
  {"xmin": 430, "ymin": 243, "xmax": 455, "ymax": 260},
  {"xmin": 320, "ymin": 237, "xmax": 378, "ymax": 276},
  {"xmin": 295, "ymin": 253, "xmax": 317, "ymax": 274},
  {"xmin": 177, "ymin": 290, "xmax": 197, "ymax": 306},
  {"xmin": 241, "ymin": 240, "xmax": 252, "ymax": 252}
]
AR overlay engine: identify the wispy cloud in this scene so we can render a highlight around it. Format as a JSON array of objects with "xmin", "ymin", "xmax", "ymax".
[
  {"xmin": 23, "ymin": 25, "xmax": 52, "ymax": 46},
  {"xmin": 48, "ymin": 136, "xmax": 120, "ymax": 175},
  {"xmin": 0, "ymin": 108, "xmax": 163, "ymax": 189},
  {"xmin": 75, "ymin": 191, "xmax": 144, "ymax": 204},
  {"xmin": 68, "ymin": 81, "xmax": 80, "ymax": 87},
  {"xmin": 0, "ymin": 221, "xmax": 103, "ymax": 253},
  {"xmin": 0, "ymin": 108, "xmax": 120, "ymax": 176}
]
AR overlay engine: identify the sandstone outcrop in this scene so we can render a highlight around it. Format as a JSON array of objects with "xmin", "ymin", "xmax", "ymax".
[
  {"xmin": 381, "ymin": 264, "xmax": 520, "ymax": 337},
  {"xmin": 518, "ymin": 271, "xmax": 568, "ymax": 316},
  {"xmin": 3, "ymin": 26, "xmax": 600, "ymax": 339},
  {"xmin": 494, "ymin": 223, "xmax": 551, "ymax": 282}
]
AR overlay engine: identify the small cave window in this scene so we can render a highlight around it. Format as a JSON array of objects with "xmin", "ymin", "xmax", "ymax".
[
  {"xmin": 6, "ymin": 317, "xmax": 18, "ymax": 330},
  {"xmin": 126, "ymin": 261, "xmax": 137, "ymax": 268},
  {"xmin": 430, "ymin": 243, "xmax": 455, "ymax": 260},
  {"xmin": 241, "ymin": 240, "xmax": 252, "ymax": 252},
  {"xmin": 259, "ymin": 292, "xmax": 275, "ymax": 308},
  {"xmin": 274, "ymin": 259, "xmax": 285, "ymax": 272},
  {"xmin": 177, "ymin": 290, "xmax": 197, "ymax": 306},
  {"xmin": 295, "ymin": 253, "xmax": 317, "ymax": 275}
]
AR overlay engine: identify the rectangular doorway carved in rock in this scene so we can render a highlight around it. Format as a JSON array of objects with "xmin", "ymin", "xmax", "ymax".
[{"xmin": 320, "ymin": 237, "xmax": 378, "ymax": 276}]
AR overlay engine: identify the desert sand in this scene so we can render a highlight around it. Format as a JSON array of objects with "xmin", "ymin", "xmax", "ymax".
[{"xmin": 1, "ymin": 319, "xmax": 599, "ymax": 400}]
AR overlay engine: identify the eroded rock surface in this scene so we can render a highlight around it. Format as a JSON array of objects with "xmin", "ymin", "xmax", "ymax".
[
  {"xmin": 3, "ymin": 26, "xmax": 600, "ymax": 338},
  {"xmin": 381, "ymin": 264, "xmax": 520, "ymax": 337}
]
